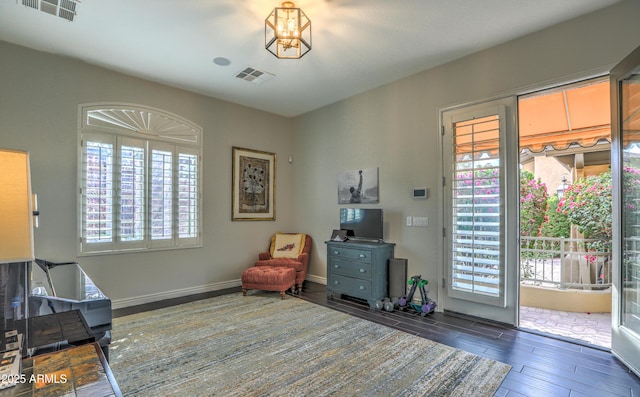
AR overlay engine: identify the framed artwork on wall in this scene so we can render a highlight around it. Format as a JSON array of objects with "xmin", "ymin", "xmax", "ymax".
[
  {"xmin": 337, "ymin": 167, "xmax": 379, "ymax": 204},
  {"xmin": 232, "ymin": 146, "xmax": 276, "ymax": 221}
]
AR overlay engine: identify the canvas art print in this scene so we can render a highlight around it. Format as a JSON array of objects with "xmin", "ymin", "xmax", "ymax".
[
  {"xmin": 232, "ymin": 147, "xmax": 276, "ymax": 220},
  {"xmin": 337, "ymin": 167, "xmax": 379, "ymax": 204}
]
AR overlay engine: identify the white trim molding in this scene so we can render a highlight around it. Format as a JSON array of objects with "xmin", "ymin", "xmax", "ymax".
[{"xmin": 111, "ymin": 280, "xmax": 241, "ymax": 309}]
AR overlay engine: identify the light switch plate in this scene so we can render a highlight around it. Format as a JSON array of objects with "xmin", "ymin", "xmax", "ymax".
[{"xmin": 413, "ymin": 216, "xmax": 429, "ymax": 227}]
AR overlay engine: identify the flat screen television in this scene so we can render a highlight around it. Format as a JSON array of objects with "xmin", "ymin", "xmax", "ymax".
[{"xmin": 339, "ymin": 208, "xmax": 384, "ymax": 241}]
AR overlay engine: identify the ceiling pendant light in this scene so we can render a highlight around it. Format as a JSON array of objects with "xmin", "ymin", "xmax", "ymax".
[{"xmin": 265, "ymin": 2, "xmax": 311, "ymax": 59}]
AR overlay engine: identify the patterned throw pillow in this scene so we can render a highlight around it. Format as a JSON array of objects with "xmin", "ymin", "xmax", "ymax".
[{"xmin": 271, "ymin": 233, "xmax": 305, "ymax": 259}]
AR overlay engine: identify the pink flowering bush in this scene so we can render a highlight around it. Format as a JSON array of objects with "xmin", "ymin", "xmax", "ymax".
[
  {"xmin": 557, "ymin": 171, "xmax": 612, "ymax": 254},
  {"xmin": 557, "ymin": 171, "xmax": 611, "ymax": 241},
  {"xmin": 540, "ymin": 195, "xmax": 570, "ymax": 238},
  {"xmin": 623, "ymin": 166, "xmax": 640, "ymax": 212},
  {"xmin": 520, "ymin": 170, "xmax": 548, "ymax": 237}
]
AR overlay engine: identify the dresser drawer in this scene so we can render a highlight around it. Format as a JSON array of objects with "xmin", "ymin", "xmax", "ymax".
[
  {"xmin": 328, "ymin": 247, "xmax": 372, "ymax": 262},
  {"xmin": 328, "ymin": 274, "xmax": 372, "ymax": 298},
  {"xmin": 329, "ymin": 259, "xmax": 372, "ymax": 280}
]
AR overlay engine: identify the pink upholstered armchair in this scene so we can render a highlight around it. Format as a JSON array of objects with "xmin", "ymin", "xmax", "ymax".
[{"xmin": 254, "ymin": 233, "xmax": 312, "ymax": 293}]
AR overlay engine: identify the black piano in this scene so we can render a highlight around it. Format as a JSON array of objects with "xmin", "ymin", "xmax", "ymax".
[
  {"xmin": 1, "ymin": 260, "xmax": 115, "ymax": 393},
  {"xmin": 28, "ymin": 259, "xmax": 112, "ymax": 359}
]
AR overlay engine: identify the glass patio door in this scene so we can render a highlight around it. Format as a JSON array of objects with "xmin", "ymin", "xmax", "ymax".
[
  {"xmin": 442, "ymin": 97, "xmax": 519, "ymax": 325},
  {"xmin": 611, "ymin": 44, "xmax": 640, "ymax": 377}
]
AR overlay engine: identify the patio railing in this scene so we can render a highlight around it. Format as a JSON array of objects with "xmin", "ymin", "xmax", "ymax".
[{"xmin": 520, "ymin": 236, "xmax": 611, "ymax": 290}]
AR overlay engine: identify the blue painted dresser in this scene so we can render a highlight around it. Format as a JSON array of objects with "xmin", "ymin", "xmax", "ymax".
[{"xmin": 325, "ymin": 240, "xmax": 395, "ymax": 308}]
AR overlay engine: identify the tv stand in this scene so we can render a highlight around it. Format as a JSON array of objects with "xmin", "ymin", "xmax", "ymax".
[{"xmin": 325, "ymin": 240, "xmax": 395, "ymax": 308}]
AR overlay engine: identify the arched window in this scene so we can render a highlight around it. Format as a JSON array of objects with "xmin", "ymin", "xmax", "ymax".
[{"xmin": 78, "ymin": 103, "xmax": 202, "ymax": 254}]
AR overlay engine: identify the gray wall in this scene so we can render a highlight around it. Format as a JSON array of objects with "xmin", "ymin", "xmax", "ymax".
[
  {"xmin": 0, "ymin": 41, "xmax": 296, "ymax": 307},
  {"xmin": 2, "ymin": 0, "xmax": 639, "ymax": 309},
  {"xmin": 293, "ymin": 0, "xmax": 640, "ymax": 306}
]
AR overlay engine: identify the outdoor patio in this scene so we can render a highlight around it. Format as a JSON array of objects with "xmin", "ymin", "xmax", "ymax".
[
  {"xmin": 520, "ymin": 306, "xmax": 611, "ymax": 349},
  {"xmin": 519, "ymin": 236, "xmax": 612, "ymax": 349}
]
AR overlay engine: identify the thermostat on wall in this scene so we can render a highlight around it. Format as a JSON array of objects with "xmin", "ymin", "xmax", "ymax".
[{"xmin": 413, "ymin": 187, "xmax": 428, "ymax": 199}]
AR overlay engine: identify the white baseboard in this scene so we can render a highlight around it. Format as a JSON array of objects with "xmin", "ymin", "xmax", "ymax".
[
  {"xmin": 111, "ymin": 279, "xmax": 242, "ymax": 310},
  {"xmin": 306, "ymin": 274, "xmax": 327, "ymax": 285},
  {"xmin": 112, "ymin": 275, "xmax": 328, "ymax": 310}
]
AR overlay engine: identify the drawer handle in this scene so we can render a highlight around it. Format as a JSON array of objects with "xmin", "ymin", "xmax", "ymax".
[
  {"xmin": 334, "ymin": 264, "xmax": 340, "ymax": 269},
  {"xmin": 359, "ymin": 254, "xmax": 366, "ymax": 258},
  {"xmin": 359, "ymin": 285, "xmax": 366, "ymax": 290},
  {"xmin": 359, "ymin": 268, "xmax": 366, "ymax": 273},
  {"xmin": 334, "ymin": 280, "xmax": 340, "ymax": 285},
  {"xmin": 334, "ymin": 251, "xmax": 340, "ymax": 255}
]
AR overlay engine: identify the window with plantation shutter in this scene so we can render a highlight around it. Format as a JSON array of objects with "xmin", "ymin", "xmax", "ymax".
[
  {"xmin": 177, "ymin": 152, "xmax": 199, "ymax": 240},
  {"xmin": 451, "ymin": 115, "xmax": 503, "ymax": 298},
  {"xmin": 84, "ymin": 138, "xmax": 114, "ymax": 245},
  {"xmin": 119, "ymin": 140, "xmax": 145, "ymax": 243},
  {"xmin": 150, "ymin": 147, "xmax": 173, "ymax": 242},
  {"xmin": 78, "ymin": 103, "xmax": 202, "ymax": 255}
]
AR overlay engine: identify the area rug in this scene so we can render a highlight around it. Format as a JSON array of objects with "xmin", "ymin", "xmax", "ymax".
[{"xmin": 110, "ymin": 292, "xmax": 510, "ymax": 396}]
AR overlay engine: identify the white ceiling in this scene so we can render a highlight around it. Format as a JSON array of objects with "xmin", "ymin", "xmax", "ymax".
[{"xmin": 0, "ymin": 0, "xmax": 621, "ymax": 117}]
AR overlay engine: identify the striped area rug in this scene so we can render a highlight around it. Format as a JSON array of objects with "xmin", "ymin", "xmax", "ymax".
[{"xmin": 110, "ymin": 292, "xmax": 510, "ymax": 396}]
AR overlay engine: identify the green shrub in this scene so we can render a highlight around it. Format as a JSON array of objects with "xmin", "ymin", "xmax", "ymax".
[{"xmin": 540, "ymin": 195, "xmax": 570, "ymax": 238}]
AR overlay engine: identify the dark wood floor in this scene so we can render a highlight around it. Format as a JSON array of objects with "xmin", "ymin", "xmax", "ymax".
[{"xmin": 114, "ymin": 282, "xmax": 640, "ymax": 397}]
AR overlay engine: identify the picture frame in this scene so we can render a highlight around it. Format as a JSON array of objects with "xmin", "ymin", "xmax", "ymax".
[
  {"xmin": 232, "ymin": 146, "xmax": 276, "ymax": 221},
  {"xmin": 337, "ymin": 167, "xmax": 379, "ymax": 204}
]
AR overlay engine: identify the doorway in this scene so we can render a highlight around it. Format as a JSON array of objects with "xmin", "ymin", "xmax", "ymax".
[
  {"xmin": 441, "ymin": 46, "xmax": 640, "ymax": 376},
  {"xmin": 441, "ymin": 97, "xmax": 520, "ymax": 326},
  {"xmin": 517, "ymin": 77, "xmax": 612, "ymax": 349}
]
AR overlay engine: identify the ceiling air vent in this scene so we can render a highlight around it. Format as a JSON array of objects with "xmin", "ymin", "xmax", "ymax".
[
  {"xmin": 20, "ymin": 0, "xmax": 79, "ymax": 22},
  {"xmin": 234, "ymin": 67, "xmax": 274, "ymax": 85}
]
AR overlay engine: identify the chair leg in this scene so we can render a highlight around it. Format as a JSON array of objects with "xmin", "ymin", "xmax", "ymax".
[
  {"xmin": 280, "ymin": 291, "xmax": 285, "ymax": 299},
  {"xmin": 242, "ymin": 288, "xmax": 248, "ymax": 296}
]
